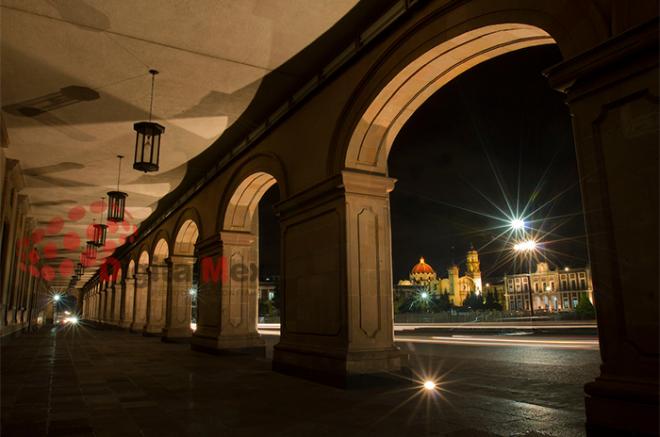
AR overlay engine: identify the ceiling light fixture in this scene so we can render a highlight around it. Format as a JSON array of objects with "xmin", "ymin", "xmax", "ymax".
[
  {"xmin": 107, "ymin": 155, "xmax": 127, "ymax": 222},
  {"xmin": 133, "ymin": 69, "xmax": 164, "ymax": 173}
]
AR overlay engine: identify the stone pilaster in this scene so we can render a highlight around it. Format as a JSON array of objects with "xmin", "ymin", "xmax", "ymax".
[
  {"xmin": 272, "ymin": 171, "xmax": 406, "ymax": 386},
  {"xmin": 119, "ymin": 276, "xmax": 134, "ymax": 329},
  {"xmin": 191, "ymin": 236, "xmax": 222, "ymax": 347},
  {"xmin": 144, "ymin": 264, "xmax": 167, "ymax": 335},
  {"xmin": 130, "ymin": 272, "xmax": 148, "ymax": 332},
  {"xmin": 191, "ymin": 234, "xmax": 264, "ymax": 352},
  {"xmin": 162, "ymin": 255, "xmax": 195, "ymax": 341},
  {"xmin": 546, "ymin": 18, "xmax": 658, "ymax": 436}
]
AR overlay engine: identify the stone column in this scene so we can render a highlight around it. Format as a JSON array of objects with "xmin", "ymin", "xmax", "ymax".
[
  {"xmin": 272, "ymin": 171, "xmax": 406, "ymax": 386},
  {"xmin": 546, "ymin": 19, "xmax": 658, "ymax": 436},
  {"xmin": 191, "ymin": 232, "xmax": 264, "ymax": 352},
  {"xmin": 191, "ymin": 236, "xmax": 223, "ymax": 349},
  {"xmin": 113, "ymin": 278, "xmax": 123, "ymax": 325},
  {"xmin": 162, "ymin": 255, "xmax": 195, "ymax": 341},
  {"xmin": 130, "ymin": 272, "xmax": 148, "ymax": 332},
  {"xmin": 144, "ymin": 264, "xmax": 167, "ymax": 335},
  {"xmin": 98, "ymin": 285, "xmax": 106, "ymax": 323},
  {"xmin": 106, "ymin": 282, "xmax": 116, "ymax": 325},
  {"xmin": 120, "ymin": 276, "xmax": 134, "ymax": 329}
]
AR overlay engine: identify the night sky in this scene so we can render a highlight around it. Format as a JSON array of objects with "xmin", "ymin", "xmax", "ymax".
[{"xmin": 258, "ymin": 45, "xmax": 588, "ymax": 283}]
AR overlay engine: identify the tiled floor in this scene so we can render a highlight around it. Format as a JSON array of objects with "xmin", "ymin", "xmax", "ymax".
[{"xmin": 1, "ymin": 324, "xmax": 599, "ymax": 436}]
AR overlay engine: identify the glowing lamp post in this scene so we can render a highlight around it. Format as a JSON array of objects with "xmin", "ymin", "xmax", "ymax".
[
  {"xmin": 510, "ymin": 218, "xmax": 525, "ymax": 231},
  {"xmin": 513, "ymin": 239, "xmax": 538, "ymax": 317}
]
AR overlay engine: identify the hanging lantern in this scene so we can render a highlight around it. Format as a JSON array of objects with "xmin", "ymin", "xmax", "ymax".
[
  {"xmin": 92, "ymin": 223, "xmax": 107, "ymax": 247},
  {"xmin": 76, "ymin": 262, "xmax": 85, "ymax": 277},
  {"xmin": 80, "ymin": 253, "xmax": 92, "ymax": 268},
  {"xmin": 108, "ymin": 155, "xmax": 128, "ymax": 222},
  {"xmin": 92, "ymin": 198, "xmax": 107, "ymax": 246},
  {"xmin": 85, "ymin": 241, "xmax": 97, "ymax": 260},
  {"xmin": 133, "ymin": 69, "xmax": 165, "ymax": 173}
]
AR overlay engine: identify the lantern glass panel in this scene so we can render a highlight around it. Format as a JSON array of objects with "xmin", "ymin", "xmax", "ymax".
[
  {"xmin": 133, "ymin": 122, "xmax": 164, "ymax": 172},
  {"xmin": 93, "ymin": 224, "xmax": 107, "ymax": 247},
  {"xmin": 85, "ymin": 241, "xmax": 97, "ymax": 260},
  {"xmin": 107, "ymin": 191, "xmax": 127, "ymax": 222}
]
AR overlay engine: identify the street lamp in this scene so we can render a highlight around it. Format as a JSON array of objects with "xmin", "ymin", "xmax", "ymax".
[
  {"xmin": 510, "ymin": 218, "xmax": 525, "ymax": 231},
  {"xmin": 513, "ymin": 239, "xmax": 538, "ymax": 317}
]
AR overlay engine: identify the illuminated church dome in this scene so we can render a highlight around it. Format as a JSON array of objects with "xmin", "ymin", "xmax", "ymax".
[{"xmin": 410, "ymin": 257, "xmax": 437, "ymax": 283}]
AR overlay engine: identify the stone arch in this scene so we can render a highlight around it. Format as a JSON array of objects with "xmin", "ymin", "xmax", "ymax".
[
  {"xmin": 127, "ymin": 259, "xmax": 136, "ymax": 277},
  {"xmin": 173, "ymin": 209, "xmax": 202, "ymax": 256},
  {"xmin": 121, "ymin": 259, "xmax": 136, "ymax": 329},
  {"xmin": 131, "ymin": 249, "xmax": 150, "ymax": 332},
  {"xmin": 345, "ymin": 24, "xmax": 555, "ymax": 174},
  {"xmin": 193, "ymin": 155, "xmax": 285, "ymax": 352},
  {"xmin": 332, "ymin": 0, "xmax": 608, "ymax": 174},
  {"xmin": 165, "ymin": 211, "xmax": 202, "ymax": 340},
  {"xmin": 222, "ymin": 172, "xmax": 277, "ymax": 232},
  {"xmin": 137, "ymin": 250, "xmax": 149, "ymax": 273},
  {"xmin": 151, "ymin": 234, "xmax": 170, "ymax": 265},
  {"xmin": 146, "ymin": 236, "xmax": 169, "ymax": 334},
  {"xmin": 217, "ymin": 153, "xmax": 288, "ymax": 233}
]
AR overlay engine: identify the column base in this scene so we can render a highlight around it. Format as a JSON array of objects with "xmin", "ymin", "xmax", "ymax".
[
  {"xmin": 162, "ymin": 326, "xmax": 192, "ymax": 342},
  {"xmin": 585, "ymin": 377, "xmax": 659, "ymax": 436},
  {"xmin": 191, "ymin": 332, "xmax": 265, "ymax": 355},
  {"xmin": 118, "ymin": 320, "xmax": 132, "ymax": 329},
  {"xmin": 142, "ymin": 324, "xmax": 164, "ymax": 336},
  {"xmin": 129, "ymin": 322, "xmax": 145, "ymax": 333},
  {"xmin": 272, "ymin": 342, "xmax": 408, "ymax": 388}
]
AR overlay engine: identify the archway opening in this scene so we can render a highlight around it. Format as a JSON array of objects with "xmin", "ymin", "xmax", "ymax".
[
  {"xmin": 173, "ymin": 218, "xmax": 200, "ymax": 333},
  {"xmin": 344, "ymin": 25, "xmax": 598, "ymax": 433},
  {"xmin": 146, "ymin": 239, "xmax": 169, "ymax": 334},
  {"xmin": 132, "ymin": 251, "xmax": 149, "ymax": 331},
  {"xmin": 219, "ymin": 171, "xmax": 280, "ymax": 351}
]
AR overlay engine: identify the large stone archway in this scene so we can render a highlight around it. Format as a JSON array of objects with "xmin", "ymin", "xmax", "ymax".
[
  {"xmin": 163, "ymin": 216, "xmax": 201, "ymax": 341},
  {"xmin": 192, "ymin": 168, "xmax": 281, "ymax": 353},
  {"xmin": 333, "ymin": 12, "xmax": 657, "ymax": 435},
  {"xmin": 344, "ymin": 23, "xmax": 555, "ymax": 175},
  {"xmin": 144, "ymin": 237, "xmax": 169, "ymax": 335},
  {"xmin": 130, "ymin": 250, "xmax": 150, "ymax": 332}
]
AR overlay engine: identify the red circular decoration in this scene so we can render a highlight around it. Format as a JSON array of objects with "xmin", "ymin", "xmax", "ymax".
[
  {"xmin": 32, "ymin": 229, "xmax": 45, "ymax": 244},
  {"xmin": 30, "ymin": 265, "xmax": 40, "ymax": 278},
  {"xmin": 86, "ymin": 224, "xmax": 95, "ymax": 240},
  {"xmin": 59, "ymin": 259, "xmax": 74, "ymax": 276},
  {"xmin": 90, "ymin": 199, "xmax": 106, "ymax": 214},
  {"xmin": 43, "ymin": 243, "xmax": 58, "ymax": 259},
  {"xmin": 103, "ymin": 240, "xmax": 117, "ymax": 253},
  {"xmin": 68, "ymin": 205, "xmax": 85, "ymax": 221},
  {"xmin": 41, "ymin": 265, "xmax": 55, "ymax": 281},
  {"xmin": 63, "ymin": 232, "xmax": 80, "ymax": 251},
  {"xmin": 29, "ymin": 249, "xmax": 40, "ymax": 264},
  {"xmin": 47, "ymin": 216, "xmax": 64, "ymax": 235},
  {"xmin": 107, "ymin": 221, "xmax": 118, "ymax": 234}
]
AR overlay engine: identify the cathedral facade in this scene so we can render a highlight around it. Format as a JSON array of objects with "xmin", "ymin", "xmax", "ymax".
[{"xmin": 396, "ymin": 248, "xmax": 483, "ymax": 306}]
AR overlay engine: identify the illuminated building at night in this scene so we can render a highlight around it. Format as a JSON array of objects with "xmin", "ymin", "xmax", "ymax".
[
  {"xmin": 396, "ymin": 247, "xmax": 484, "ymax": 306},
  {"xmin": 504, "ymin": 262, "xmax": 593, "ymax": 312}
]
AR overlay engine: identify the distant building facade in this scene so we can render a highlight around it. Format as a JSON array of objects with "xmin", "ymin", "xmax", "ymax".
[
  {"xmin": 396, "ymin": 247, "xmax": 484, "ymax": 306},
  {"xmin": 504, "ymin": 262, "xmax": 593, "ymax": 312}
]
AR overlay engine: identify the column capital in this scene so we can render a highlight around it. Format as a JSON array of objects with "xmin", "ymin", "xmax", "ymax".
[
  {"xmin": 219, "ymin": 231, "xmax": 255, "ymax": 246},
  {"xmin": 341, "ymin": 169, "xmax": 396, "ymax": 197},
  {"xmin": 166, "ymin": 255, "xmax": 196, "ymax": 265}
]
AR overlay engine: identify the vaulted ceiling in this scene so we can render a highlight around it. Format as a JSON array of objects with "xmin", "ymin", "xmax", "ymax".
[{"xmin": 1, "ymin": 0, "xmax": 358, "ymax": 287}]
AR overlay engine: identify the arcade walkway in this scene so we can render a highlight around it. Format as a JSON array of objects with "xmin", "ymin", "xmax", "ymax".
[{"xmin": 1, "ymin": 325, "xmax": 598, "ymax": 437}]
